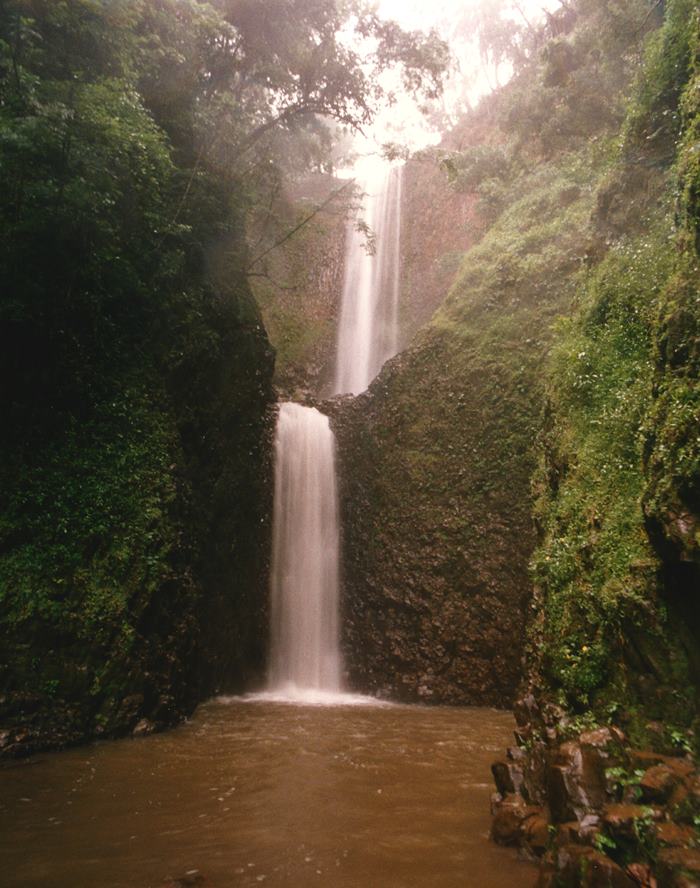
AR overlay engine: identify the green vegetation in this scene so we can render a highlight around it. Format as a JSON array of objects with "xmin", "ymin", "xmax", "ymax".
[
  {"xmin": 1, "ymin": 0, "xmax": 697, "ymax": 777},
  {"xmin": 528, "ymin": 0, "xmax": 700, "ymax": 742},
  {"xmin": 532, "ymin": 232, "xmax": 680, "ymax": 707},
  {"xmin": 249, "ymin": 191, "xmax": 349, "ymax": 395}
]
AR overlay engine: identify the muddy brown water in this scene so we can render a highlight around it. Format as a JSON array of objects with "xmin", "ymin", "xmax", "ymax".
[{"xmin": 0, "ymin": 697, "xmax": 535, "ymax": 887}]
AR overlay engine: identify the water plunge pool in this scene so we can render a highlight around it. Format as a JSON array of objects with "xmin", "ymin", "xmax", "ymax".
[{"xmin": 0, "ymin": 698, "xmax": 534, "ymax": 887}]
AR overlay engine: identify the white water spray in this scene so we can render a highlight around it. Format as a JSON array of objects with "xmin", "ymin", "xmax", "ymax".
[
  {"xmin": 268, "ymin": 402, "xmax": 342, "ymax": 697},
  {"xmin": 334, "ymin": 160, "xmax": 403, "ymax": 396}
]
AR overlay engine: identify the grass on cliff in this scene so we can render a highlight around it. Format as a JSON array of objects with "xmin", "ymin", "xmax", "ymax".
[
  {"xmin": 528, "ymin": 0, "xmax": 700, "ymax": 743},
  {"xmin": 530, "ymin": 229, "xmax": 693, "ymax": 715},
  {"xmin": 386, "ymin": 0, "xmax": 700, "ymax": 733},
  {"xmin": 418, "ymin": 140, "xmax": 616, "ymax": 514},
  {"xmin": 251, "ymin": 201, "xmax": 345, "ymax": 392}
]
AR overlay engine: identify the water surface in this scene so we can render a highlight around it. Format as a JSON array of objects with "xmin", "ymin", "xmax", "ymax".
[{"xmin": 0, "ymin": 699, "xmax": 534, "ymax": 887}]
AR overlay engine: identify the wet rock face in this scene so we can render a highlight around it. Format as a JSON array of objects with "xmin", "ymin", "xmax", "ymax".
[
  {"xmin": 553, "ymin": 845, "xmax": 637, "ymax": 888},
  {"xmin": 331, "ymin": 334, "xmax": 534, "ymax": 706},
  {"xmin": 399, "ymin": 158, "xmax": 481, "ymax": 342},
  {"xmin": 249, "ymin": 173, "xmax": 349, "ymax": 401},
  {"xmin": 491, "ymin": 794, "xmax": 542, "ymax": 846}
]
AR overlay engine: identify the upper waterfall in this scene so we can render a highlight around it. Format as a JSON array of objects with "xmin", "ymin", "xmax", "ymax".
[{"xmin": 334, "ymin": 159, "xmax": 403, "ymax": 396}]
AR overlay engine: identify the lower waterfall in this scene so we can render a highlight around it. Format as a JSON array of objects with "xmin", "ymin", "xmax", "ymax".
[{"xmin": 268, "ymin": 401, "xmax": 343, "ymax": 697}]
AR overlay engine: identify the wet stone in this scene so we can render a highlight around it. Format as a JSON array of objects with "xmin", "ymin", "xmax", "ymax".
[
  {"xmin": 579, "ymin": 727, "xmax": 624, "ymax": 749},
  {"xmin": 625, "ymin": 862, "xmax": 657, "ymax": 888},
  {"xmin": 656, "ymin": 822, "xmax": 697, "ymax": 847},
  {"xmin": 132, "ymin": 719, "xmax": 156, "ymax": 737},
  {"xmin": 629, "ymin": 751, "xmax": 693, "ymax": 778},
  {"xmin": 522, "ymin": 814, "xmax": 550, "ymax": 855},
  {"xmin": 492, "ymin": 759, "xmax": 524, "ymax": 796},
  {"xmin": 602, "ymin": 803, "xmax": 659, "ymax": 839},
  {"xmin": 534, "ymin": 862, "xmax": 558, "ymax": 888},
  {"xmin": 547, "ymin": 741, "xmax": 607, "ymax": 824},
  {"xmin": 557, "ymin": 821, "xmax": 583, "ymax": 846},
  {"xmin": 657, "ymin": 847, "xmax": 700, "ymax": 886},
  {"xmin": 491, "ymin": 794, "xmax": 541, "ymax": 846},
  {"xmin": 639, "ymin": 764, "xmax": 680, "ymax": 803},
  {"xmin": 556, "ymin": 844, "xmax": 637, "ymax": 888}
]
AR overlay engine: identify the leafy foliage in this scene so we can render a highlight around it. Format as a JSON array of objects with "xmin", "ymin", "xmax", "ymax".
[{"xmin": 528, "ymin": 0, "xmax": 700, "ymax": 740}]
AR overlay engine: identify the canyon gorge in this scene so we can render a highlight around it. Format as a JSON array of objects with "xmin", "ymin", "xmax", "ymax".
[{"xmin": 1, "ymin": 0, "xmax": 699, "ymax": 885}]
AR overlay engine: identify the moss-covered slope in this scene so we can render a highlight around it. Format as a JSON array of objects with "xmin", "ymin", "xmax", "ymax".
[
  {"xmin": 0, "ymin": 0, "xmax": 277, "ymax": 756},
  {"xmin": 489, "ymin": 5, "xmax": 700, "ymax": 880},
  {"xmin": 334, "ymin": 139, "xmax": 618, "ymax": 706},
  {"xmin": 249, "ymin": 175, "xmax": 349, "ymax": 400},
  {"xmin": 528, "ymin": 0, "xmax": 700, "ymax": 747}
]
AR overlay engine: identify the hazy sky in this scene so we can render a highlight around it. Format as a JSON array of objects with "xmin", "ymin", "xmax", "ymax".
[
  {"xmin": 377, "ymin": 0, "xmax": 469, "ymax": 30},
  {"xmin": 358, "ymin": 0, "xmax": 561, "ymax": 154},
  {"xmin": 376, "ymin": 0, "xmax": 558, "ymax": 33}
]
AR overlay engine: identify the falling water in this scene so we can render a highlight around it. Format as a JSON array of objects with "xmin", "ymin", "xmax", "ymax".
[
  {"xmin": 267, "ymin": 160, "xmax": 404, "ymax": 702},
  {"xmin": 334, "ymin": 159, "xmax": 404, "ymax": 396},
  {"xmin": 268, "ymin": 402, "xmax": 342, "ymax": 697}
]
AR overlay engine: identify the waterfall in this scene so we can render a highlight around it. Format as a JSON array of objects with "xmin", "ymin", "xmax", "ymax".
[
  {"xmin": 334, "ymin": 160, "xmax": 403, "ymax": 396},
  {"xmin": 266, "ymin": 159, "xmax": 404, "ymax": 704},
  {"xmin": 268, "ymin": 402, "xmax": 342, "ymax": 696}
]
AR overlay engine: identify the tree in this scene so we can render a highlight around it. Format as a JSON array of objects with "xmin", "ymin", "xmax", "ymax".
[{"xmin": 0, "ymin": 0, "xmax": 449, "ymax": 423}]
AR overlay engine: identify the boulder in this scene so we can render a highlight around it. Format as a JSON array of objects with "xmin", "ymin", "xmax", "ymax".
[
  {"xmin": 580, "ymin": 727, "xmax": 625, "ymax": 750},
  {"xmin": 132, "ymin": 718, "xmax": 156, "ymax": 737},
  {"xmin": 535, "ymin": 862, "xmax": 558, "ymax": 887},
  {"xmin": 655, "ymin": 822, "xmax": 697, "ymax": 848},
  {"xmin": 656, "ymin": 847, "xmax": 700, "ymax": 887},
  {"xmin": 523, "ymin": 813, "xmax": 551, "ymax": 855},
  {"xmin": 547, "ymin": 740, "xmax": 608, "ymax": 823},
  {"xmin": 491, "ymin": 794, "xmax": 542, "ymax": 846},
  {"xmin": 639, "ymin": 764, "xmax": 681, "ymax": 803},
  {"xmin": 629, "ymin": 750, "xmax": 693, "ymax": 778},
  {"xmin": 492, "ymin": 759, "xmax": 524, "ymax": 796},
  {"xmin": 556, "ymin": 815, "xmax": 602, "ymax": 847},
  {"xmin": 625, "ymin": 862, "xmax": 657, "ymax": 888},
  {"xmin": 602, "ymin": 804, "xmax": 658, "ymax": 841},
  {"xmin": 556, "ymin": 844, "xmax": 637, "ymax": 887}
]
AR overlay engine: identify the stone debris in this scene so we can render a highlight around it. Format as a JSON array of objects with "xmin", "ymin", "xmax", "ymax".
[{"xmin": 490, "ymin": 695, "xmax": 700, "ymax": 887}]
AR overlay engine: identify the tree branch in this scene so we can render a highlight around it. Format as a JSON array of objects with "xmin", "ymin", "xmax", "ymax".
[
  {"xmin": 246, "ymin": 271, "xmax": 298, "ymax": 291},
  {"xmin": 246, "ymin": 179, "xmax": 356, "ymax": 272},
  {"xmin": 635, "ymin": 0, "xmax": 663, "ymax": 35}
]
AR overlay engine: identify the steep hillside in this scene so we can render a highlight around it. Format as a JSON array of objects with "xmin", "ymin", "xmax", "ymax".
[
  {"xmin": 486, "ymin": 0, "xmax": 700, "ymax": 882},
  {"xmin": 521, "ymin": 0, "xmax": 699, "ymax": 759},
  {"xmin": 0, "ymin": 260, "xmax": 274, "ymax": 758},
  {"xmin": 332, "ymin": 0, "xmax": 640, "ymax": 705}
]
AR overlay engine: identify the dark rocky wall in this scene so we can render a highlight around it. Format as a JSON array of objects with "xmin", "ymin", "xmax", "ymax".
[
  {"xmin": 399, "ymin": 144, "xmax": 484, "ymax": 347},
  {"xmin": 0, "ymin": 271, "xmax": 276, "ymax": 758},
  {"xmin": 330, "ymin": 338, "xmax": 534, "ymax": 706},
  {"xmin": 170, "ymin": 264, "xmax": 276, "ymax": 701}
]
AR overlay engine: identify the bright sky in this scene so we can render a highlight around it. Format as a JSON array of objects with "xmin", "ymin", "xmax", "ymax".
[{"xmin": 353, "ymin": 0, "xmax": 561, "ymax": 156}]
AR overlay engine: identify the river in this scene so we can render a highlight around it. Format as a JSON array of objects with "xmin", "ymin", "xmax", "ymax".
[{"xmin": 0, "ymin": 698, "xmax": 534, "ymax": 887}]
